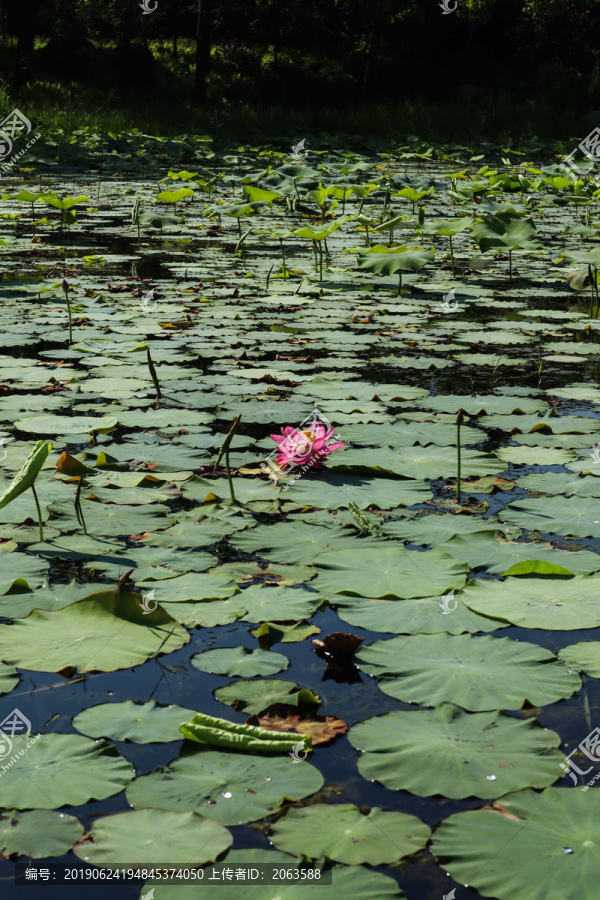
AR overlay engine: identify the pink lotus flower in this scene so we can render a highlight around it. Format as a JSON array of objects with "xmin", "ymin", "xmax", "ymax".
[{"xmin": 269, "ymin": 418, "xmax": 345, "ymax": 470}]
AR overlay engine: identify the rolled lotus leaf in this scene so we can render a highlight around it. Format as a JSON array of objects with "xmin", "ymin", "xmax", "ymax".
[
  {"xmin": 0, "ymin": 440, "xmax": 52, "ymax": 510},
  {"xmin": 179, "ymin": 712, "xmax": 312, "ymax": 754}
]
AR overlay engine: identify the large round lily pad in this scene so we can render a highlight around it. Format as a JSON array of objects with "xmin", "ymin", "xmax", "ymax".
[
  {"xmin": 73, "ymin": 701, "xmax": 199, "ymax": 743},
  {"xmin": 333, "ymin": 593, "xmax": 508, "ymax": 635},
  {"xmin": 0, "ymin": 809, "xmax": 83, "ymax": 858},
  {"xmin": 0, "ymin": 733, "xmax": 134, "ymax": 809},
  {"xmin": 191, "ymin": 646, "xmax": 288, "ymax": 677},
  {"xmin": 270, "ymin": 803, "xmax": 431, "ymax": 864},
  {"xmin": 356, "ymin": 632, "xmax": 580, "ymax": 710},
  {"xmin": 313, "ymin": 546, "xmax": 468, "ymax": 599},
  {"xmin": 348, "ymin": 704, "xmax": 563, "ymax": 799},
  {"xmin": 460, "ymin": 576, "xmax": 600, "ymax": 630},
  {"xmin": 432, "ymin": 787, "xmax": 600, "ymax": 900},
  {"xmin": 126, "ymin": 750, "xmax": 324, "ymax": 825},
  {"xmin": 0, "ymin": 589, "xmax": 189, "ymax": 673},
  {"xmin": 558, "ymin": 642, "xmax": 600, "ymax": 678},
  {"xmin": 74, "ymin": 808, "xmax": 231, "ymax": 867}
]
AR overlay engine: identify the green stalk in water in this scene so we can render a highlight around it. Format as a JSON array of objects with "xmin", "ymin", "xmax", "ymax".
[
  {"xmin": 213, "ymin": 415, "xmax": 242, "ymax": 503},
  {"xmin": 74, "ymin": 476, "xmax": 88, "ymax": 535},
  {"xmin": 146, "ymin": 346, "xmax": 162, "ymax": 399},
  {"xmin": 31, "ymin": 484, "xmax": 44, "ymax": 542},
  {"xmin": 456, "ymin": 410, "xmax": 464, "ymax": 503},
  {"xmin": 62, "ymin": 279, "xmax": 72, "ymax": 345}
]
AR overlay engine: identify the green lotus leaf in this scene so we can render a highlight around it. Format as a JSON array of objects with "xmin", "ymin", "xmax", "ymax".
[
  {"xmin": 73, "ymin": 700, "xmax": 199, "ymax": 743},
  {"xmin": 126, "ymin": 750, "xmax": 323, "ymax": 825},
  {"xmin": 0, "ymin": 733, "xmax": 133, "ymax": 809},
  {"xmin": 73, "ymin": 809, "xmax": 232, "ymax": 867},
  {"xmin": 191, "ymin": 646, "xmax": 289, "ymax": 678},
  {"xmin": 432, "ymin": 787, "xmax": 600, "ymax": 900},
  {"xmin": 179, "ymin": 711, "xmax": 309, "ymax": 753},
  {"xmin": 313, "ymin": 546, "xmax": 468, "ymax": 599},
  {"xmin": 0, "ymin": 589, "xmax": 189, "ymax": 672},
  {"xmin": 349, "ymin": 704, "xmax": 563, "ymax": 799},
  {"xmin": 460, "ymin": 575, "xmax": 600, "ymax": 629},
  {"xmin": 356, "ymin": 632, "xmax": 580, "ymax": 710},
  {"xmin": 215, "ymin": 679, "xmax": 320, "ymax": 715},
  {"xmin": 0, "ymin": 809, "xmax": 83, "ymax": 858},
  {"xmin": 0, "ymin": 440, "xmax": 51, "ymax": 510},
  {"xmin": 270, "ymin": 804, "xmax": 430, "ymax": 865}
]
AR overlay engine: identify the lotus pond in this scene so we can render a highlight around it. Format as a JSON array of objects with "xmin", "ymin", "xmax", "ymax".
[{"xmin": 2, "ymin": 134, "xmax": 600, "ymax": 899}]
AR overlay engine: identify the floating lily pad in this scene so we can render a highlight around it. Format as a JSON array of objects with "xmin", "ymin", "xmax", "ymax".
[
  {"xmin": 432, "ymin": 787, "xmax": 600, "ymax": 900},
  {"xmin": 349, "ymin": 704, "xmax": 563, "ymax": 799},
  {"xmin": 356, "ymin": 632, "xmax": 580, "ymax": 710},
  {"xmin": 0, "ymin": 589, "xmax": 189, "ymax": 673},
  {"xmin": 126, "ymin": 751, "xmax": 324, "ymax": 825},
  {"xmin": 0, "ymin": 809, "xmax": 84, "ymax": 858},
  {"xmin": 73, "ymin": 701, "xmax": 199, "ymax": 743},
  {"xmin": 313, "ymin": 546, "xmax": 468, "ymax": 599},
  {"xmin": 270, "ymin": 804, "xmax": 430, "ymax": 865},
  {"xmin": 558, "ymin": 642, "xmax": 600, "ymax": 678},
  {"xmin": 0, "ymin": 733, "xmax": 134, "ymax": 809},
  {"xmin": 215, "ymin": 679, "xmax": 320, "ymax": 715},
  {"xmin": 191, "ymin": 647, "xmax": 288, "ymax": 677},
  {"xmin": 73, "ymin": 808, "xmax": 231, "ymax": 867}
]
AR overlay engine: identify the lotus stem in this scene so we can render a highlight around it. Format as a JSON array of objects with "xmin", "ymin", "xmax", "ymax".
[
  {"xmin": 449, "ymin": 234, "xmax": 455, "ymax": 277},
  {"xmin": 456, "ymin": 411, "xmax": 464, "ymax": 503},
  {"xmin": 31, "ymin": 484, "xmax": 44, "ymax": 542},
  {"xmin": 62, "ymin": 280, "xmax": 72, "ymax": 345},
  {"xmin": 146, "ymin": 346, "xmax": 162, "ymax": 399},
  {"xmin": 74, "ymin": 476, "xmax": 88, "ymax": 535},
  {"xmin": 398, "ymin": 272, "xmax": 402, "ymax": 296},
  {"xmin": 213, "ymin": 415, "xmax": 242, "ymax": 504},
  {"xmin": 225, "ymin": 447, "xmax": 235, "ymax": 503},
  {"xmin": 509, "ymin": 250, "xmax": 512, "ymax": 283},
  {"xmin": 279, "ymin": 238, "xmax": 287, "ymax": 280}
]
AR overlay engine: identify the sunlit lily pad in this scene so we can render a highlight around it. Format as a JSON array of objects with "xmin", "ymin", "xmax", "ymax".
[
  {"xmin": 73, "ymin": 701, "xmax": 198, "ymax": 743},
  {"xmin": 74, "ymin": 808, "xmax": 231, "ymax": 866},
  {"xmin": 349, "ymin": 704, "xmax": 563, "ymax": 798},
  {"xmin": 126, "ymin": 751, "xmax": 324, "ymax": 825},
  {"xmin": 432, "ymin": 787, "xmax": 600, "ymax": 900},
  {"xmin": 270, "ymin": 804, "xmax": 430, "ymax": 865},
  {"xmin": 0, "ymin": 733, "xmax": 134, "ymax": 809},
  {"xmin": 0, "ymin": 809, "xmax": 84, "ymax": 858}
]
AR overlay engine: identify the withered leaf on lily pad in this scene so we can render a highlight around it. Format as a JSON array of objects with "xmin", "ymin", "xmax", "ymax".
[{"xmin": 246, "ymin": 703, "xmax": 348, "ymax": 746}]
